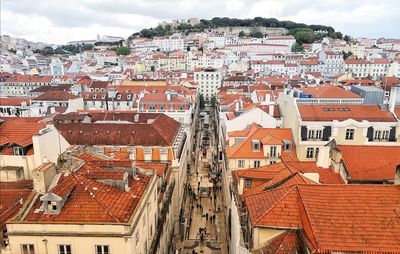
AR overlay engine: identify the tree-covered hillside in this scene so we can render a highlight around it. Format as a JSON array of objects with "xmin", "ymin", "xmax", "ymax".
[{"xmin": 130, "ymin": 17, "xmax": 344, "ymax": 45}]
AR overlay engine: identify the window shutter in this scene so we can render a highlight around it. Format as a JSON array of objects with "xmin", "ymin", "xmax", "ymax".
[
  {"xmin": 389, "ymin": 127, "xmax": 396, "ymax": 142},
  {"xmin": 301, "ymin": 126, "xmax": 307, "ymax": 141},
  {"xmin": 322, "ymin": 126, "xmax": 332, "ymax": 141},
  {"xmin": 367, "ymin": 127, "xmax": 374, "ymax": 141}
]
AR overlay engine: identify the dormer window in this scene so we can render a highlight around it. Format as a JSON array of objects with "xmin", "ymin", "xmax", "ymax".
[
  {"xmin": 102, "ymin": 94, "xmax": 106, "ymax": 99},
  {"xmin": 283, "ymin": 140, "xmax": 292, "ymax": 152},
  {"xmin": 47, "ymin": 201, "xmax": 58, "ymax": 211},
  {"xmin": 13, "ymin": 146, "xmax": 24, "ymax": 156},
  {"xmin": 93, "ymin": 94, "xmax": 97, "ymax": 99},
  {"xmin": 270, "ymin": 146, "xmax": 277, "ymax": 157},
  {"xmin": 252, "ymin": 140, "xmax": 260, "ymax": 151},
  {"xmin": 245, "ymin": 179, "xmax": 252, "ymax": 188}
]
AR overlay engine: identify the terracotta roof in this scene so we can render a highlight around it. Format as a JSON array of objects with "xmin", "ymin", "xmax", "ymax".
[
  {"xmin": 24, "ymin": 168, "xmax": 151, "ymax": 224},
  {"xmin": 339, "ymin": 145, "xmax": 400, "ymax": 182},
  {"xmin": 300, "ymin": 85, "xmax": 360, "ymax": 98},
  {"xmin": 140, "ymin": 93, "xmax": 189, "ymax": 104},
  {"xmin": 0, "ymin": 188, "xmax": 32, "ymax": 230},
  {"xmin": 245, "ymin": 184, "xmax": 400, "ymax": 253},
  {"xmin": 246, "ymin": 185, "xmax": 302, "ymax": 228},
  {"xmin": 395, "ymin": 107, "xmax": 400, "ymax": 119},
  {"xmin": 0, "ymin": 97, "xmax": 31, "ymax": 106},
  {"xmin": 298, "ymin": 104, "xmax": 397, "ymax": 122},
  {"xmin": 32, "ymin": 91, "xmax": 78, "ymax": 101},
  {"xmin": 5, "ymin": 75, "xmax": 52, "ymax": 83},
  {"xmin": 226, "ymin": 126, "xmax": 296, "ymax": 159},
  {"xmin": 30, "ymin": 84, "xmax": 71, "ymax": 93},
  {"xmin": 57, "ymin": 113, "xmax": 180, "ymax": 146},
  {"xmin": 298, "ymin": 184, "xmax": 400, "ymax": 253},
  {"xmin": 0, "ymin": 117, "xmax": 45, "ymax": 148}
]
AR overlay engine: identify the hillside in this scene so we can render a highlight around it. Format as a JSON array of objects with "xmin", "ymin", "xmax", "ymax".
[{"xmin": 130, "ymin": 17, "xmax": 346, "ymax": 46}]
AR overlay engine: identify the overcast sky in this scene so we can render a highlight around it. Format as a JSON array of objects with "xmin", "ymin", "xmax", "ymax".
[{"xmin": 1, "ymin": 0, "xmax": 399, "ymax": 44}]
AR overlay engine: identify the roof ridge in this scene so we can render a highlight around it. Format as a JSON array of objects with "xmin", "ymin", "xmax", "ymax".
[{"xmin": 296, "ymin": 185, "xmax": 320, "ymax": 249}]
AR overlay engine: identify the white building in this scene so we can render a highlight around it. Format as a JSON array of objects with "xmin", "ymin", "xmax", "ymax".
[{"xmin": 194, "ymin": 68, "xmax": 222, "ymax": 101}]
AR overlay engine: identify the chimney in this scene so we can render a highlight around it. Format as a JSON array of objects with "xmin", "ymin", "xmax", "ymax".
[
  {"xmin": 316, "ymin": 146, "xmax": 330, "ymax": 168},
  {"xmin": 134, "ymin": 114, "xmax": 139, "ymax": 122},
  {"xmin": 239, "ymin": 99, "xmax": 243, "ymax": 110},
  {"xmin": 235, "ymin": 101, "xmax": 239, "ymax": 112},
  {"xmin": 33, "ymin": 163, "xmax": 57, "ymax": 194},
  {"xmin": 129, "ymin": 152, "xmax": 139, "ymax": 180},
  {"xmin": 167, "ymin": 92, "xmax": 171, "ymax": 101},
  {"xmin": 66, "ymin": 150, "xmax": 72, "ymax": 169}
]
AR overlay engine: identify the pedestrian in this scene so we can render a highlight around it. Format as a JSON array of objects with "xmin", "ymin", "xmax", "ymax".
[
  {"xmin": 213, "ymin": 214, "xmax": 216, "ymax": 223},
  {"xmin": 206, "ymin": 213, "xmax": 209, "ymax": 221}
]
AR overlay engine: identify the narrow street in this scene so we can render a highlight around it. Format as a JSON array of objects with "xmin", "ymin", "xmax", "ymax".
[{"xmin": 174, "ymin": 107, "xmax": 228, "ymax": 254}]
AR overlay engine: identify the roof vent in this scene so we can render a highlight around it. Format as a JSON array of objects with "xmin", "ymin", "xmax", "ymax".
[{"xmin": 79, "ymin": 130, "xmax": 83, "ymax": 134}]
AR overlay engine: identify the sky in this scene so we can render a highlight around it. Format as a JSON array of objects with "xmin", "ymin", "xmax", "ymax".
[{"xmin": 1, "ymin": 0, "xmax": 399, "ymax": 44}]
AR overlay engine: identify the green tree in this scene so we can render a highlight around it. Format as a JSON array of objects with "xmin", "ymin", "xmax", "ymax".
[
  {"xmin": 115, "ymin": 46, "xmax": 130, "ymax": 55},
  {"xmin": 199, "ymin": 94, "xmax": 205, "ymax": 109},
  {"xmin": 343, "ymin": 35, "xmax": 352, "ymax": 42},
  {"xmin": 150, "ymin": 66, "xmax": 155, "ymax": 72},
  {"xmin": 292, "ymin": 43, "xmax": 304, "ymax": 52},
  {"xmin": 210, "ymin": 96, "xmax": 217, "ymax": 109},
  {"xmin": 250, "ymin": 31, "xmax": 264, "ymax": 38},
  {"xmin": 238, "ymin": 31, "xmax": 245, "ymax": 37}
]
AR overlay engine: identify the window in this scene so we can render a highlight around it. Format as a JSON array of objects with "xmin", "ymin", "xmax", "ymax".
[
  {"xmin": 306, "ymin": 147, "xmax": 314, "ymax": 158},
  {"xmin": 238, "ymin": 160, "xmax": 245, "ymax": 168},
  {"xmin": 149, "ymin": 104, "xmax": 156, "ymax": 110},
  {"xmin": 374, "ymin": 130, "xmax": 381, "ymax": 140},
  {"xmin": 160, "ymin": 148, "xmax": 168, "ymax": 161},
  {"xmin": 21, "ymin": 244, "xmax": 35, "ymax": 254},
  {"xmin": 315, "ymin": 130, "xmax": 322, "ymax": 140},
  {"xmin": 253, "ymin": 160, "xmax": 260, "ymax": 168},
  {"xmin": 382, "ymin": 130, "xmax": 389, "ymax": 140},
  {"xmin": 58, "ymin": 245, "xmax": 72, "ymax": 254},
  {"xmin": 95, "ymin": 245, "xmax": 109, "ymax": 254},
  {"xmin": 245, "ymin": 179, "xmax": 252, "ymax": 188},
  {"xmin": 13, "ymin": 146, "xmax": 24, "ymax": 156},
  {"xmin": 345, "ymin": 129, "xmax": 355, "ymax": 140},
  {"xmin": 308, "ymin": 129, "xmax": 315, "ymax": 139},
  {"xmin": 144, "ymin": 149, "xmax": 152, "ymax": 161},
  {"xmin": 374, "ymin": 130, "xmax": 389, "ymax": 140},
  {"xmin": 252, "ymin": 140, "xmax": 260, "ymax": 151},
  {"xmin": 270, "ymin": 146, "xmax": 277, "ymax": 157},
  {"xmin": 47, "ymin": 201, "xmax": 58, "ymax": 211}
]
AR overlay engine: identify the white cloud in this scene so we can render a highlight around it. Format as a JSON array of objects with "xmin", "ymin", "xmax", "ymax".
[{"xmin": 1, "ymin": 0, "xmax": 399, "ymax": 44}]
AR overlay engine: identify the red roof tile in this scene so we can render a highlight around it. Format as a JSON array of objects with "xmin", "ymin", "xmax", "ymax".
[
  {"xmin": 32, "ymin": 91, "xmax": 78, "ymax": 101},
  {"xmin": 300, "ymin": 85, "xmax": 360, "ymax": 98},
  {"xmin": 339, "ymin": 145, "xmax": 400, "ymax": 182},
  {"xmin": 57, "ymin": 113, "xmax": 180, "ymax": 146},
  {"xmin": 298, "ymin": 104, "xmax": 396, "ymax": 122},
  {"xmin": 0, "ymin": 117, "xmax": 45, "ymax": 148}
]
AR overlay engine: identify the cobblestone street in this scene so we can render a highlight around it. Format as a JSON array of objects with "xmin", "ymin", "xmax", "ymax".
[{"xmin": 174, "ymin": 109, "xmax": 228, "ymax": 254}]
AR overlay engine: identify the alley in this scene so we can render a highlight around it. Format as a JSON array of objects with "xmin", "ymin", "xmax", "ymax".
[{"xmin": 174, "ymin": 107, "xmax": 228, "ymax": 254}]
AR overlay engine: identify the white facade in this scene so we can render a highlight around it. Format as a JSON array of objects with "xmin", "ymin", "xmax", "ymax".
[{"xmin": 194, "ymin": 69, "xmax": 222, "ymax": 100}]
